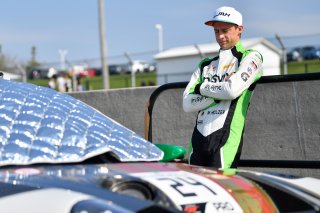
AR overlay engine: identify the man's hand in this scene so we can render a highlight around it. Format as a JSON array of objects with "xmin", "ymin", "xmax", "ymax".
[{"xmin": 225, "ymin": 72, "xmax": 235, "ymax": 81}]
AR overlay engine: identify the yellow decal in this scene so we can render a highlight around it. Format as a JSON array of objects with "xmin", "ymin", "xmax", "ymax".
[{"xmin": 222, "ymin": 62, "xmax": 236, "ymax": 70}]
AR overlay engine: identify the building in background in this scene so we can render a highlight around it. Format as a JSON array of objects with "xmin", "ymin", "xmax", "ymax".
[
  {"xmin": 0, "ymin": 71, "xmax": 22, "ymax": 80},
  {"xmin": 154, "ymin": 37, "xmax": 281, "ymax": 85}
]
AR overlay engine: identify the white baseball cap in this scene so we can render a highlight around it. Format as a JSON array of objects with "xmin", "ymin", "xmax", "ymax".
[{"xmin": 205, "ymin": 6, "xmax": 242, "ymax": 26}]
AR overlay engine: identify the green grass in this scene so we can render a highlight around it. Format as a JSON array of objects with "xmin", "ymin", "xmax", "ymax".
[{"xmin": 286, "ymin": 59, "xmax": 320, "ymax": 74}]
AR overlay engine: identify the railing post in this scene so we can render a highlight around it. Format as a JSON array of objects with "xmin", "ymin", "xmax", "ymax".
[{"xmin": 305, "ymin": 63, "xmax": 308, "ymax": 73}]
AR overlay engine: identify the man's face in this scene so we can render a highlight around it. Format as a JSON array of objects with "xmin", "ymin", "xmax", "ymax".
[{"xmin": 213, "ymin": 22, "xmax": 243, "ymax": 50}]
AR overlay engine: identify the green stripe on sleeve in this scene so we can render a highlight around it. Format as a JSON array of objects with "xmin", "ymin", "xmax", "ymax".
[{"xmin": 188, "ymin": 77, "xmax": 202, "ymax": 94}]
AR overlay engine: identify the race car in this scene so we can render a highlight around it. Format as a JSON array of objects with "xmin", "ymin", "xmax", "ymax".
[{"xmin": 0, "ymin": 78, "xmax": 320, "ymax": 213}]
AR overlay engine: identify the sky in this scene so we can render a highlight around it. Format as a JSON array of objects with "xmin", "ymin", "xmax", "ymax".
[{"xmin": 1, "ymin": 0, "xmax": 320, "ymax": 67}]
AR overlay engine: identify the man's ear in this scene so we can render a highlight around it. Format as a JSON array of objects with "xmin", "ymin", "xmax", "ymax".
[
  {"xmin": 237, "ymin": 25, "xmax": 243, "ymax": 37},
  {"xmin": 238, "ymin": 25, "xmax": 243, "ymax": 33}
]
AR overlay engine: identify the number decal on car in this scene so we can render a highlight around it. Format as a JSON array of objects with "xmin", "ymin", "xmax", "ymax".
[{"xmin": 133, "ymin": 171, "xmax": 243, "ymax": 212}]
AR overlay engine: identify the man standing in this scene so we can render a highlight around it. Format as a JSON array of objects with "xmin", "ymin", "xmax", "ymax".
[{"xmin": 183, "ymin": 6, "xmax": 263, "ymax": 168}]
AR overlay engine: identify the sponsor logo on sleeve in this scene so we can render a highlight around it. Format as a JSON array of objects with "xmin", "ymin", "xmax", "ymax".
[
  {"xmin": 191, "ymin": 96, "xmax": 207, "ymax": 105},
  {"xmin": 210, "ymin": 85, "xmax": 222, "ymax": 91},
  {"xmin": 250, "ymin": 61, "xmax": 258, "ymax": 70},
  {"xmin": 241, "ymin": 72, "xmax": 250, "ymax": 82}
]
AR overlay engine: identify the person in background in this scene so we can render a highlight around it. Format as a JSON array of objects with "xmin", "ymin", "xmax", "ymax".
[
  {"xmin": 76, "ymin": 75, "xmax": 85, "ymax": 91},
  {"xmin": 57, "ymin": 72, "xmax": 67, "ymax": 92},
  {"xmin": 48, "ymin": 74, "xmax": 57, "ymax": 89},
  {"xmin": 183, "ymin": 6, "xmax": 263, "ymax": 168},
  {"xmin": 47, "ymin": 67, "xmax": 57, "ymax": 90}
]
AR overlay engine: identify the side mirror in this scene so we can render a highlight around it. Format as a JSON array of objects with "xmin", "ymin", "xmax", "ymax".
[{"xmin": 155, "ymin": 143, "xmax": 186, "ymax": 162}]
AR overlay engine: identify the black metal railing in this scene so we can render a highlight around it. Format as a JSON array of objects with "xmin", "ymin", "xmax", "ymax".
[{"xmin": 144, "ymin": 72, "xmax": 320, "ymax": 168}]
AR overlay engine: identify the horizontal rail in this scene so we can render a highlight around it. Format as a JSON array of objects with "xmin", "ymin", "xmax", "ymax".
[{"xmin": 239, "ymin": 160, "xmax": 320, "ymax": 169}]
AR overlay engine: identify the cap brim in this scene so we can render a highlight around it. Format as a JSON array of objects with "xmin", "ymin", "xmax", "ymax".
[
  {"xmin": 205, "ymin": 20, "xmax": 215, "ymax": 26},
  {"xmin": 205, "ymin": 20, "xmax": 240, "ymax": 26}
]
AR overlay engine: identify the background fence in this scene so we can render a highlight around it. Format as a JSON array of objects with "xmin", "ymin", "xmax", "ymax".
[{"xmin": 35, "ymin": 34, "xmax": 320, "ymax": 74}]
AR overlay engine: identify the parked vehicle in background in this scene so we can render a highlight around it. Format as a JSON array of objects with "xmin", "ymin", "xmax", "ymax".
[
  {"xmin": 72, "ymin": 65, "xmax": 95, "ymax": 78},
  {"xmin": 147, "ymin": 62, "xmax": 157, "ymax": 72},
  {"xmin": 89, "ymin": 64, "xmax": 128, "ymax": 76},
  {"xmin": 28, "ymin": 68, "xmax": 49, "ymax": 79},
  {"xmin": 303, "ymin": 47, "xmax": 320, "ymax": 60},
  {"xmin": 90, "ymin": 67, "xmax": 102, "ymax": 76},
  {"xmin": 287, "ymin": 47, "xmax": 302, "ymax": 62},
  {"xmin": 287, "ymin": 46, "xmax": 319, "ymax": 62},
  {"xmin": 127, "ymin": 60, "xmax": 155, "ymax": 73},
  {"xmin": 128, "ymin": 60, "xmax": 147, "ymax": 73},
  {"xmin": 71, "ymin": 61, "xmax": 156, "ymax": 77},
  {"xmin": 108, "ymin": 64, "xmax": 127, "ymax": 75}
]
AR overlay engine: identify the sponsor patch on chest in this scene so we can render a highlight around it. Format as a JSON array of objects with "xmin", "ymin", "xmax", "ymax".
[{"xmin": 203, "ymin": 60, "xmax": 237, "ymax": 83}]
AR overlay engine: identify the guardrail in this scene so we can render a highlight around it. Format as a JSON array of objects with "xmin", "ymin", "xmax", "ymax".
[{"xmin": 144, "ymin": 72, "xmax": 320, "ymax": 168}]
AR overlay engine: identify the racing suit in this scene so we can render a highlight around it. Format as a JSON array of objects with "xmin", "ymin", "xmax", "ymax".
[{"xmin": 183, "ymin": 41, "xmax": 263, "ymax": 168}]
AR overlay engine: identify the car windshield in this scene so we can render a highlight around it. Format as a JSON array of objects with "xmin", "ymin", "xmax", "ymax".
[{"xmin": 0, "ymin": 79, "xmax": 163, "ymax": 167}]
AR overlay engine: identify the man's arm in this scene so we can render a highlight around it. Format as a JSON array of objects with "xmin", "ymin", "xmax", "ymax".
[
  {"xmin": 195, "ymin": 51, "xmax": 263, "ymax": 100},
  {"xmin": 183, "ymin": 69, "xmax": 216, "ymax": 113}
]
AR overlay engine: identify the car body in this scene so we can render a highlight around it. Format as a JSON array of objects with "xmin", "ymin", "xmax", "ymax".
[
  {"xmin": 303, "ymin": 47, "xmax": 320, "ymax": 60},
  {"xmin": 287, "ymin": 46, "xmax": 320, "ymax": 61},
  {"xmin": 0, "ymin": 77, "xmax": 320, "ymax": 213},
  {"xmin": 87, "ymin": 64, "xmax": 128, "ymax": 76},
  {"xmin": 28, "ymin": 68, "xmax": 49, "ymax": 79},
  {"xmin": 127, "ymin": 60, "xmax": 151, "ymax": 73},
  {"xmin": 108, "ymin": 64, "xmax": 128, "ymax": 75}
]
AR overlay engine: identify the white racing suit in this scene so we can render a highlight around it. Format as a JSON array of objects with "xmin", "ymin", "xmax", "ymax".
[{"xmin": 183, "ymin": 41, "xmax": 263, "ymax": 168}]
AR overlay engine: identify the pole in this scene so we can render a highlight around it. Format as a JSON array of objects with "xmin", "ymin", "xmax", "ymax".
[
  {"xmin": 275, "ymin": 34, "xmax": 288, "ymax": 75},
  {"xmin": 58, "ymin": 49, "xmax": 68, "ymax": 71},
  {"xmin": 155, "ymin": 24, "xmax": 163, "ymax": 52},
  {"xmin": 16, "ymin": 63, "xmax": 27, "ymax": 83},
  {"xmin": 98, "ymin": 0, "xmax": 109, "ymax": 89},
  {"xmin": 124, "ymin": 52, "xmax": 135, "ymax": 87},
  {"xmin": 194, "ymin": 44, "xmax": 204, "ymax": 59}
]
